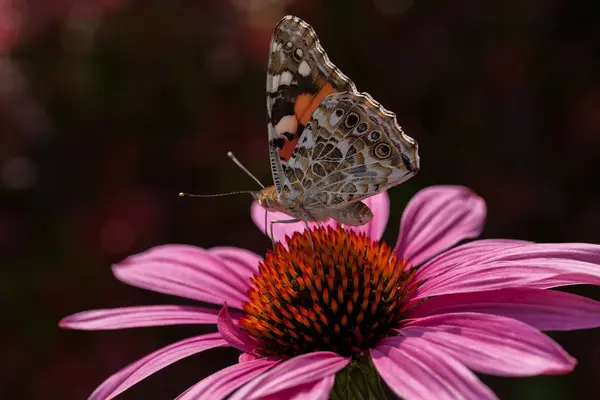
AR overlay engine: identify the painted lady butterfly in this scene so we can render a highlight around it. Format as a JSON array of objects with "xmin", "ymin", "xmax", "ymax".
[{"xmin": 252, "ymin": 16, "xmax": 420, "ymax": 228}]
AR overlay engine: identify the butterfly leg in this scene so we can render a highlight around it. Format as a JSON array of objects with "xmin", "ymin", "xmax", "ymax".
[
  {"xmin": 269, "ymin": 219, "xmax": 315, "ymax": 253},
  {"xmin": 269, "ymin": 218, "xmax": 300, "ymax": 249},
  {"xmin": 264, "ymin": 209, "xmax": 268, "ymax": 239}
]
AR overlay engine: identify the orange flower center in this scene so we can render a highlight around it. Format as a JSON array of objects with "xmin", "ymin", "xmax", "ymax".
[{"xmin": 240, "ymin": 226, "xmax": 417, "ymax": 358}]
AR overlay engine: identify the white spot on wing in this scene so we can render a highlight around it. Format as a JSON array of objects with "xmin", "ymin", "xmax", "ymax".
[
  {"xmin": 335, "ymin": 139, "xmax": 353, "ymax": 155},
  {"xmin": 329, "ymin": 110, "xmax": 344, "ymax": 127},
  {"xmin": 280, "ymin": 71, "xmax": 293, "ymax": 86},
  {"xmin": 298, "ymin": 60, "xmax": 311, "ymax": 77},
  {"xmin": 300, "ymin": 128, "xmax": 315, "ymax": 148},
  {"xmin": 288, "ymin": 128, "xmax": 315, "ymax": 170},
  {"xmin": 312, "ymin": 107, "xmax": 330, "ymax": 128},
  {"xmin": 275, "ymin": 115, "xmax": 298, "ymax": 136},
  {"xmin": 271, "ymin": 74, "xmax": 281, "ymax": 92}
]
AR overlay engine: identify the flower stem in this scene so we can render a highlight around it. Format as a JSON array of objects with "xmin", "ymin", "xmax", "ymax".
[{"xmin": 331, "ymin": 355, "xmax": 388, "ymax": 400}]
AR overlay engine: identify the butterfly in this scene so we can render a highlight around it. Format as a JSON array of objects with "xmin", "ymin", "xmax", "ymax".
[{"xmin": 251, "ymin": 15, "xmax": 420, "ymax": 231}]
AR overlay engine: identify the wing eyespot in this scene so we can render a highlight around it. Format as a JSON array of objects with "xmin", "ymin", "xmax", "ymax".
[
  {"xmin": 356, "ymin": 123, "xmax": 368, "ymax": 133},
  {"xmin": 374, "ymin": 143, "xmax": 392, "ymax": 159},
  {"xmin": 369, "ymin": 131, "xmax": 381, "ymax": 141},
  {"xmin": 284, "ymin": 41, "xmax": 294, "ymax": 52},
  {"xmin": 345, "ymin": 112, "xmax": 359, "ymax": 128}
]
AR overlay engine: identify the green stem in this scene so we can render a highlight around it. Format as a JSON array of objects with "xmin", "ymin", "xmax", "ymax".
[{"xmin": 332, "ymin": 355, "xmax": 388, "ymax": 400}]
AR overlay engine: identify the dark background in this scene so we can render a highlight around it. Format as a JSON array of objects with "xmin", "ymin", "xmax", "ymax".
[{"xmin": 2, "ymin": 0, "xmax": 600, "ymax": 398}]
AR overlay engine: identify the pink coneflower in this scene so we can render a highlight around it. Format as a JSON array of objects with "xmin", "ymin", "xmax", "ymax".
[{"xmin": 60, "ymin": 186, "xmax": 600, "ymax": 399}]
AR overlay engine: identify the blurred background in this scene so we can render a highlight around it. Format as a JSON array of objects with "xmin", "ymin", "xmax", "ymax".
[{"xmin": 1, "ymin": 0, "xmax": 599, "ymax": 398}]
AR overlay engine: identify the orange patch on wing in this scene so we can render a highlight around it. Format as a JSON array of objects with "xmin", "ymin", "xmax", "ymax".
[
  {"xmin": 284, "ymin": 82, "xmax": 338, "ymax": 162},
  {"xmin": 294, "ymin": 83, "xmax": 338, "ymax": 126},
  {"xmin": 278, "ymin": 137, "xmax": 298, "ymax": 161},
  {"xmin": 294, "ymin": 94, "xmax": 313, "ymax": 122}
]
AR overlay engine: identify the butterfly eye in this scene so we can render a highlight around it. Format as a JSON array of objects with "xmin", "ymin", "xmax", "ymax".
[
  {"xmin": 369, "ymin": 131, "xmax": 381, "ymax": 141},
  {"xmin": 374, "ymin": 143, "xmax": 391, "ymax": 159},
  {"xmin": 356, "ymin": 123, "xmax": 368, "ymax": 133},
  {"xmin": 345, "ymin": 112, "xmax": 359, "ymax": 128},
  {"xmin": 284, "ymin": 41, "xmax": 294, "ymax": 52}
]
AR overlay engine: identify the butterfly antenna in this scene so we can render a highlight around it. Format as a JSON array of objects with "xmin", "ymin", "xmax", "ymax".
[
  {"xmin": 227, "ymin": 151, "xmax": 265, "ymax": 189},
  {"xmin": 179, "ymin": 191, "xmax": 255, "ymax": 198}
]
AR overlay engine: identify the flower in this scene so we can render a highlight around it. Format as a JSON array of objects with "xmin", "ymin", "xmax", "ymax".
[{"xmin": 60, "ymin": 185, "xmax": 600, "ymax": 400}]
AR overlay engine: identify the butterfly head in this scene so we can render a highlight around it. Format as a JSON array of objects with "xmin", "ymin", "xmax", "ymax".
[{"xmin": 252, "ymin": 185, "xmax": 286, "ymax": 213}]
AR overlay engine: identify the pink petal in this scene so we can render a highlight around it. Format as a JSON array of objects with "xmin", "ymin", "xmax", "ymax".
[
  {"xmin": 250, "ymin": 192, "xmax": 390, "ymax": 243},
  {"xmin": 408, "ymin": 288, "xmax": 600, "ymax": 331},
  {"xmin": 535, "ymin": 272, "xmax": 600, "ymax": 288},
  {"xmin": 176, "ymin": 358, "xmax": 277, "ymax": 400},
  {"xmin": 343, "ymin": 192, "xmax": 390, "ymax": 241},
  {"xmin": 89, "ymin": 333, "xmax": 227, "ymax": 400},
  {"xmin": 217, "ymin": 304, "xmax": 258, "ymax": 354},
  {"xmin": 250, "ymin": 202, "xmax": 336, "ymax": 244},
  {"xmin": 239, "ymin": 353, "xmax": 259, "ymax": 363},
  {"xmin": 399, "ymin": 312, "xmax": 576, "ymax": 376},
  {"xmin": 229, "ymin": 352, "xmax": 349, "ymax": 400},
  {"xmin": 371, "ymin": 336, "xmax": 497, "ymax": 400},
  {"xmin": 112, "ymin": 245, "xmax": 252, "ymax": 309},
  {"xmin": 418, "ymin": 239, "xmax": 531, "ymax": 277},
  {"xmin": 395, "ymin": 186, "xmax": 486, "ymax": 267},
  {"xmin": 208, "ymin": 246, "xmax": 261, "ymax": 277},
  {"xmin": 59, "ymin": 305, "xmax": 219, "ymax": 330},
  {"xmin": 287, "ymin": 376, "xmax": 335, "ymax": 400},
  {"xmin": 413, "ymin": 243, "xmax": 600, "ymax": 300},
  {"xmin": 250, "ymin": 376, "xmax": 335, "ymax": 400}
]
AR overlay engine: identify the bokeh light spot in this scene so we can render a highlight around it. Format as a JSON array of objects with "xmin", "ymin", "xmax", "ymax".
[
  {"xmin": 100, "ymin": 218, "xmax": 136, "ymax": 255},
  {"xmin": 1, "ymin": 156, "xmax": 37, "ymax": 190}
]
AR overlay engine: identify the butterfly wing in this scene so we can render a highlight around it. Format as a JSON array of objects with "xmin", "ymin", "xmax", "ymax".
[
  {"xmin": 267, "ymin": 15, "xmax": 356, "ymax": 194},
  {"xmin": 283, "ymin": 91, "xmax": 420, "ymax": 216}
]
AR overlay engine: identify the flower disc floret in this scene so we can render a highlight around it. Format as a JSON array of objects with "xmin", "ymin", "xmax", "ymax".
[{"xmin": 241, "ymin": 226, "xmax": 416, "ymax": 358}]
